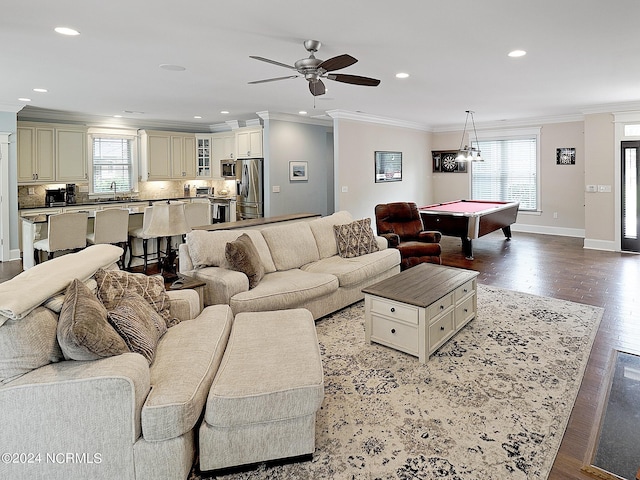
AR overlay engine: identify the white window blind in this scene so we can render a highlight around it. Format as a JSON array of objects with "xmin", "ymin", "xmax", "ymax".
[
  {"xmin": 92, "ymin": 137, "xmax": 133, "ymax": 194},
  {"xmin": 471, "ymin": 137, "xmax": 538, "ymax": 210}
]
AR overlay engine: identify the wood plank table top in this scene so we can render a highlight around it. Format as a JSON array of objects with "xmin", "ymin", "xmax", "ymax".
[{"xmin": 362, "ymin": 263, "xmax": 479, "ymax": 308}]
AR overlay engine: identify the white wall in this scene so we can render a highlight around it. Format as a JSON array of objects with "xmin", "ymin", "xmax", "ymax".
[
  {"xmin": 333, "ymin": 119, "xmax": 433, "ymax": 224},
  {"xmin": 0, "ymin": 111, "xmax": 18, "ymax": 258}
]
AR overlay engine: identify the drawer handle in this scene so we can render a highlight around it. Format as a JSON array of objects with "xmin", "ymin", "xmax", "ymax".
[
  {"xmin": 463, "ymin": 288, "xmax": 468, "ymax": 293},
  {"xmin": 440, "ymin": 326, "xmax": 445, "ymax": 331},
  {"xmin": 390, "ymin": 307, "xmax": 395, "ymax": 313},
  {"xmin": 439, "ymin": 305, "xmax": 444, "ymax": 310},
  {"xmin": 391, "ymin": 328, "xmax": 396, "ymax": 334},
  {"xmin": 464, "ymin": 308, "xmax": 468, "ymax": 313}
]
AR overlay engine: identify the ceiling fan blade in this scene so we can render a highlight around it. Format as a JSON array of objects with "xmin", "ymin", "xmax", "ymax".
[
  {"xmin": 327, "ymin": 73, "xmax": 381, "ymax": 86},
  {"xmin": 249, "ymin": 55, "xmax": 296, "ymax": 70},
  {"xmin": 309, "ymin": 79, "xmax": 326, "ymax": 96},
  {"xmin": 248, "ymin": 75, "xmax": 299, "ymax": 84},
  {"xmin": 318, "ymin": 54, "xmax": 357, "ymax": 72}
]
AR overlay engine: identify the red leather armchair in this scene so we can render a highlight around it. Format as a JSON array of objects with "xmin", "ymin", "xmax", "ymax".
[{"xmin": 374, "ymin": 202, "xmax": 442, "ymax": 269}]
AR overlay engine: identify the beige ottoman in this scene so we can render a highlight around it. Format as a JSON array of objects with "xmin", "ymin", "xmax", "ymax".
[{"xmin": 198, "ymin": 308, "xmax": 324, "ymax": 471}]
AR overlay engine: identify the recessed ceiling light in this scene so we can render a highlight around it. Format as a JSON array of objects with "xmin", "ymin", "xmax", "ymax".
[
  {"xmin": 159, "ymin": 64, "xmax": 186, "ymax": 71},
  {"xmin": 395, "ymin": 72, "xmax": 410, "ymax": 79},
  {"xmin": 194, "ymin": 115, "xmax": 202, "ymax": 119},
  {"xmin": 113, "ymin": 115, "xmax": 123, "ymax": 118},
  {"xmin": 33, "ymin": 88, "xmax": 48, "ymax": 93},
  {"xmin": 220, "ymin": 110, "xmax": 229, "ymax": 114},
  {"xmin": 54, "ymin": 27, "xmax": 80, "ymax": 36},
  {"xmin": 18, "ymin": 98, "xmax": 31, "ymax": 102},
  {"xmin": 299, "ymin": 111, "xmax": 308, "ymax": 115},
  {"xmin": 508, "ymin": 50, "xmax": 527, "ymax": 58}
]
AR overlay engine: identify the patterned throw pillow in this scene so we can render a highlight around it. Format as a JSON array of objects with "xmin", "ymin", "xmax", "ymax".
[
  {"xmin": 57, "ymin": 279, "xmax": 130, "ymax": 361},
  {"xmin": 95, "ymin": 269, "xmax": 174, "ymax": 328},
  {"xmin": 107, "ymin": 293, "xmax": 167, "ymax": 364},
  {"xmin": 225, "ymin": 234, "xmax": 265, "ymax": 289},
  {"xmin": 333, "ymin": 218, "xmax": 380, "ymax": 258}
]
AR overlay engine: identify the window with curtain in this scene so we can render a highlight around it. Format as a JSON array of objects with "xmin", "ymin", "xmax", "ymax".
[
  {"xmin": 91, "ymin": 136, "xmax": 134, "ymax": 194},
  {"xmin": 471, "ymin": 136, "xmax": 538, "ymax": 211}
]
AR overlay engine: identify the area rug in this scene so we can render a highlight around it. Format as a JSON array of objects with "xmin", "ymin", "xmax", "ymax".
[{"xmin": 192, "ymin": 285, "xmax": 603, "ymax": 480}]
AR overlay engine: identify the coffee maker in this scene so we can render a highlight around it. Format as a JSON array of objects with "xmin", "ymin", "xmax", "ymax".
[{"xmin": 65, "ymin": 184, "xmax": 77, "ymax": 205}]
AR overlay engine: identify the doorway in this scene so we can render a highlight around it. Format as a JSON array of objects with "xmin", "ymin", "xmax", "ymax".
[{"xmin": 621, "ymin": 141, "xmax": 640, "ymax": 252}]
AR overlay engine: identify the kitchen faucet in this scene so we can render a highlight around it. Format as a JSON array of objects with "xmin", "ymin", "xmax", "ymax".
[{"xmin": 110, "ymin": 181, "xmax": 117, "ymax": 198}]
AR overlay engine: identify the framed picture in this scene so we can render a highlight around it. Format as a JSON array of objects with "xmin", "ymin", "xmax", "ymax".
[
  {"xmin": 432, "ymin": 150, "xmax": 467, "ymax": 173},
  {"xmin": 375, "ymin": 151, "xmax": 402, "ymax": 183},
  {"xmin": 289, "ymin": 161, "xmax": 308, "ymax": 181},
  {"xmin": 556, "ymin": 147, "xmax": 576, "ymax": 165}
]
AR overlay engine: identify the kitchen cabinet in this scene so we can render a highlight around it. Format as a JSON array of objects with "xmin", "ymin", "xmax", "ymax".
[
  {"xmin": 18, "ymin": 122, "xmax": 88, "ymax": 184},
  {"xmin": 56, "ymin": 127, "xmax": 88, "ymax": 182},
  {"xmin": 195, "ymin": 135, "xmax": 213, "ymax": 178},
  {"xmin": 17, "ymin": 125, "xmax": 56, "ymax": 183},
  {"xmin": 140, "ymin": 130, "xmax": 197, "ymax": 181},
  {"xmin": 235, "ymin": 128, "xmax": 263, "ymax": 158},
  {"xmin": 212, "ymin": 132, "xmax": 236, "ymax": 162}
]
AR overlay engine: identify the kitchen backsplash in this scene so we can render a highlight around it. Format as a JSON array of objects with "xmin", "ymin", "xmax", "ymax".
[{"xmin": 18, "ymin": 178, "xmax": 236, "ymax": 209}]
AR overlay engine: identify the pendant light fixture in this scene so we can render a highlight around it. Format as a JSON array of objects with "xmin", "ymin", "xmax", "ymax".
[{"xmin": 455, "ymin": 110, "xmax": 483, "ymax": 162}]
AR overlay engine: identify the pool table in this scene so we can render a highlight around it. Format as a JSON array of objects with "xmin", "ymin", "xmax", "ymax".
[{"xmin": 419, "ymin": 200, "xmax": 519, "ymax": 259}]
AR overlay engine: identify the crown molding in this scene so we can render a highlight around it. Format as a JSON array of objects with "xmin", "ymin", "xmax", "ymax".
[
  {"xmin": 434, "ymin": 113, "xmax": 585, "ymax": 133},
  {"xmin": 325, "ymin": 110, "xmax": 432, "ymax": 132},
  {"xmin": 581, "ymin": 101, "xmax": 640, "ymax": 115},
  {"xmin": 257, "ymin": 111, "xmax": 332, "ymax": 127},
  {"xmin": 0, "ymin": 103, "xmax": 25, "ymax": 114}
]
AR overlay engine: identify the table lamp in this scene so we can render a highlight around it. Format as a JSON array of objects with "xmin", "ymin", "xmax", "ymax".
[{"xmin": 144, "ymin": 201, "xmax": 191, "ymax": 281}]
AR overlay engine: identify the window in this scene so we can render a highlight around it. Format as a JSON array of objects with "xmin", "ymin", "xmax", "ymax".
[
  {"xmin": 471, "ymin": 132, "xmax": 539, "ymax": 211},
  {"xmin": 90, "ymin": 134, "xmax": 137, "ymax": 195}
]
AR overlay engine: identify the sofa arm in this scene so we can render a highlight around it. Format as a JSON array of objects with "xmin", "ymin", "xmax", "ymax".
[
  {"xmin": 417, "ymin": 231, "xmax": 442, "ymax": 243},
  {"xmin": 380, "ymin": 232, "xmax": 400, "ymax": 247},
  {"xmin": 167, "ymin": 289, "xmax": 201, "ymax": 320},
  {"xmin": 0, "ymin": 353, "xmax": 149, "ymax": 480}
]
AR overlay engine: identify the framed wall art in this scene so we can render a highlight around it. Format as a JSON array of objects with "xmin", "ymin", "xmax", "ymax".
[
  {"xmin": 556, "ymin": 147, "xmax": 576, "ymax": 165},
  {"xmin": 289, "ymin": 161, "xmax": 308, "ymax": 181},
  {"xmin": 432, "ymin": 150, "xmax": 467, "ymax": 173},
  {"xmin": 375, "ymin": 151, "xmax": 402, "ymax": 183}
]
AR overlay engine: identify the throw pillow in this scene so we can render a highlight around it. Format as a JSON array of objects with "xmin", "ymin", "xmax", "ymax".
[
  {"xmin": 107, "ymin": 293, "xmax": 167, "ymax": 364},
  {"xmin": 95, "ymin": 269, "xmax": 175, "ymax": 328},
  {"xmin": 225, "ymin": 233, "xmax": 265, "ymax": 289},
  {"xmin": 57, "ymin": 279, "xmax": 130, "ymax": 361},
  {"xmin": 333, "ymin": 218, "xmax": 380, "ymax": 258}
]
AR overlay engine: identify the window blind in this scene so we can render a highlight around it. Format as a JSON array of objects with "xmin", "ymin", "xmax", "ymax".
[
  {"xmin": 92, "ymin": 137, "xmax": 133, "ymax": 193},
  {"xmin": 471, "ymin": 137, "xmax": 537, "ymax": 210}
]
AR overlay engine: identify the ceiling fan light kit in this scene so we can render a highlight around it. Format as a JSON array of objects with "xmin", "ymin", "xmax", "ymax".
[
  {"xmin": 249, "ymin": 40, "xmax": 381, "ymax": 97},
  {"xmin": 456, "ymin": 110, "xmax": 484, "ymax": 162}
]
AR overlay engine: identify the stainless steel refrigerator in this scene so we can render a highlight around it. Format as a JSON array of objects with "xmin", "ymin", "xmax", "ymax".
[{"xmin": 235, "ymin": 158, "xmax": 263, "ymax": 220}]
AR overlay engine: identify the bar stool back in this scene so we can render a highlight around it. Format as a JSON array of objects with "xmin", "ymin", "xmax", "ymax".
[
  {"xmin": 127, "ymin": 206, "xmax": 160, "ymax": 273},
  {"xmin": 87, "ymin": 208, "xmax": 129, "ymax": 267},
  {"xmin": 33, "ymin": 212, "xmax": 88, "ymax": 264}
]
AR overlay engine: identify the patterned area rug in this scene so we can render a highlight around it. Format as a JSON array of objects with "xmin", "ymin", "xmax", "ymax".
[{"xmin": 193, "ymin": 285, "xmax": 603, "ymax": 480}]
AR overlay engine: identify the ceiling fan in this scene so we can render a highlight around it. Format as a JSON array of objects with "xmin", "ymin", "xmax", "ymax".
[{"xmin": 248, "ymin": 40, "xmax": 381, "ymax": 96}]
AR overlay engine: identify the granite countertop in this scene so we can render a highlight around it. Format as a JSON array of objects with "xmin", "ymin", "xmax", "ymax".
[{"xmin": 18, "ymin": 196, "xmax": 218, "ymax": 211}]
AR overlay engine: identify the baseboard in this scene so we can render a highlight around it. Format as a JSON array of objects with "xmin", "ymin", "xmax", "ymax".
[
  {"xmin": 583, "ymin": 238, "xmax": 618, "ymax": 252},
  {"xmin": 512, "ymin": 223, "xmax": 585, "ymax": 238}
]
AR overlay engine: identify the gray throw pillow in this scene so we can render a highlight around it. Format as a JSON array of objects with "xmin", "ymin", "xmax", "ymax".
[
  {"xmin": 225, "ymin": 233, "xmax": 265, "ymax": 289},
  {"xmin": 333, "ymin": 218, "xmax": 380, "ymax": 258},
  {"xmin": 57, "ymin": 279, "xmax": 129, "ymax": 361},
  {"xmin": 107, "ymin": 293, "xmax": 167, "ymax": 364}
]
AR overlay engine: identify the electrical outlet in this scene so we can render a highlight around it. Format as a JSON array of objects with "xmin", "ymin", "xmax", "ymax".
[
  {"xmin": 341, "ymin": 186, "xmax": 348, "ymax": 193},
  {"xmin": 272, "ymin": 185, "xmax": 280, "ymax": 193},
  {"xmin": 598, "ymin": 184, "xmax": 612, "ymax": 193},
  {"xmin": 586, "ymin": 185, "xmax": 597, "ymax": 193},
  {"xmin": 553, "ymin": 212, "xmax": 558, "ymax": 219},
  {"xmin": 28, "ymin": 187, "xmax": 35, "ymax": 195}
]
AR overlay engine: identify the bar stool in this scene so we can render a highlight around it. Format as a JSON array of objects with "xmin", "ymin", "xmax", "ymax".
[
  {"xmin": 33, "ymin": 212, "xmax": 89, "ymax": 264},
  {"xmin": 127, "ymin": 206, "xmax": 161, "ymax": 273},
  {"xmin": 87, "ymin": 208, "xmax": 130, "ymax": 268}
]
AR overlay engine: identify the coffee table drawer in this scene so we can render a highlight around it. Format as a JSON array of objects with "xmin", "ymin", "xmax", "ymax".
[
  {"xmin": 371, "ymin": 315, "xmax": 418, "ymax": 354},
  {"xmin": 455, "ymin": 279, "xmax": 476, "ymax": 302},
  {"xmin": 428, "ymin": 310, "xmax": 455, "ymax": 353},
  {"xmin": 370, "ymin": 297, "xmax": 419, "ymax": 325},
  {"xmin": 455, "ymin": 294, "xmax": 476, "ymax": 327},
  {"xmin": 427, "ymin": 293, "xmax": 453, "ymax": 319}
]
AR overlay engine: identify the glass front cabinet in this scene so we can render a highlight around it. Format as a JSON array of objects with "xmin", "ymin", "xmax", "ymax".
[{"xmin": 196, "ymin": 135, "xmax": 212, "ymax": 178}]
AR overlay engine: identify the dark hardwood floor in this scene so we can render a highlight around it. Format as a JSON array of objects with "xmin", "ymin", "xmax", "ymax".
[{"xmin": 2, "ymin": 231, "xmax": 637, "ymax": 479}]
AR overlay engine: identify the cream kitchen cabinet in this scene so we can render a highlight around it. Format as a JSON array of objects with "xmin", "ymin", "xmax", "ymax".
[
  {"xmin": 140, "ymin": 130, "xmax": 197, "ymax": 181},
  {"xmin": 212, "ymin": 132, "xmax": 236, "ymax": 162},
  {"xmin": 17, "ymin": 125, "xmax": 55, "ymax": 183},
  {"xmin": 56, "ymin": 127, "xmax": 88, "ymax": 182},
  {"xmin": 235, "ymin": 128, "xmax": 263, "ymax": 158}
]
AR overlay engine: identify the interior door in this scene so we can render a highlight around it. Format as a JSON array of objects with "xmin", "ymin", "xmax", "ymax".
[{"xmin": 621, "ymin": 141, "xmax": 640, "ymax": 252}]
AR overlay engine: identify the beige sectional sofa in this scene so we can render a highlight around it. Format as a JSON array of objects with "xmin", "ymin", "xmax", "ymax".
[
  {"xmin": 0, "ymin": 245, "xmax": 234, "ymax": 480},
  {"xmin": 178, "ymin": 211, "xmax": 402, "ymax": 319}
]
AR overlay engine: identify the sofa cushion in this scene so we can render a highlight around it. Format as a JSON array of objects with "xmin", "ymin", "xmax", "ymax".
[
  {"xmin": 0, "ymin": 307, "xmax": 64, "ymax": 385},
  {"xmin": 225, "ymin": 233, "xmax": 264, "ymax": 289},
  {"xmin": 261, "ymin": 222, "xmax": 320, "ymax": 271},
  {"xmin": 95, "ymin": 269, "xmax": 173, "ymax": 328},
  {"xmin": 186, "ymin": 229, "xmax": 276, "ymax": 273},
  {"xmin": 107, "ymin": 293, "xmax": 167, "ymax": 364},
  {"xmin": 334, "ymin": 218, "xmax": 380, "ymax": 258},
  {"xmin": 57, "ymin": 279, "xmax": 130, "ymax": 361},
  {"xmin": 230, "ymin": 269, "xmax": 338, "ymax": 314},
  {"xmin": 42, "ymin": 278, "xmax": 98, "ymax": 313},
  {"xmin": 301, "ymin": 248, "xmax": 401, "ymax": 287},
  {"xmin": 308, "ymin": 210, "xmax": 354, "ymax": 259},
  {"xmin": 141, "ymin": 304, "xmax": 233, "ymax": 442}
]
